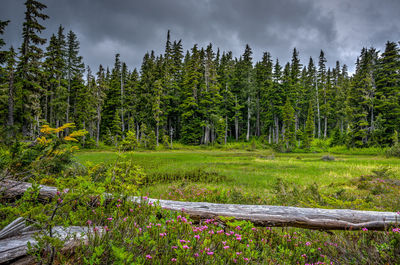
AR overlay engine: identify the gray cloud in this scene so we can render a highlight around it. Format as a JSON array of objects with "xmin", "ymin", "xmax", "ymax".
[{"xmin": 1, "ymin": 0, "xmax": 399, "ymax": 74}]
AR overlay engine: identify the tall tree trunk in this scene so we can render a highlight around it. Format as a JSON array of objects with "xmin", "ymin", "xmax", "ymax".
[
  {"xmin": 96, "ymin": 107, "xmax": 101, "ymax": 146},
  {"xmin": 274, "ymin": 115, "xmax": 279, "ymax": 144},
  {"xmin": 316, "ymin": 82, "xmax": 321, "ymax": 138},
  {"xmin": 156, "ymin": 124, "xmax": 159, "ymax": 146},
  {"xmin": 324, "ymin": 116, "xmax": 327, "ymax": 138},
  {"xmin": 269, "ymin": 126, "xmax": 272, "ymax": 144},
  {"xmin": 246, "ymin": 96, "xmax": 251, "ymax": 141},
  {"xmin": 7, "ymin": 70, "xmax": 14, "ymax": 128},
  {"xmin": 256, "ymin": 97, "xmax": 260, "ymax": 136},
  {"xmin": 120, "ymin": 72, "xmax": 125, "ymax": 133},
  {"xmin": 224, "ymin": 116, "xmax": 228, "ymax": 145},
  {"xmin": 66, "ymin": 73, "xmax": 70, "ymax": 126},
  {"xmin": 136, "ymin": 124, "xmax": 140, "ymax": 142},
  {"xmin": 235, "ymin": 116, "xmax": 239, "ymax": 141}
]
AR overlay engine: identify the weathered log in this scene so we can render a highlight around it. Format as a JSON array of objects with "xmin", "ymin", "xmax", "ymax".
[
  {"xmin": 1, "ymin": 180, "xmax": 399, "ymax": 231},
  {"xmin": 143, "ymin": 197, "xmax": 399, "ymax": 230},
  {"xmin": 0, "ymin": 179, "xmax": 59, "ymax": 201},
  {"xmin": 0, "ymin": 225, "xmax": 102, "ymax": 264}
]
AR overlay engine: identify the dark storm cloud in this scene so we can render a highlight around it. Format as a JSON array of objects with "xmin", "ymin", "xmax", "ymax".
[{"xmin": 1, "ymin": 0, "xmax": 399, "ymax": 73}]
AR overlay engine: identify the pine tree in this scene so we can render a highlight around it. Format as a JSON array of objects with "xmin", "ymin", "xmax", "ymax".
[
  {"xmin": 317, "ymin": 50, "xmax": 327, "ymax": 138},
  {"xmin": 347, "ymin": 48, "xmax": 377, "ymax": 147},
  {"xmin": 180, "ymin": 45, "xmax": 203, "ymax": 144},
  {"xmin": 111, "ymin": 110, "xmax": 122, "ymax": 146},
  {"xmin": 375, "ymin": 41, "xmax": 400, "ymax": 145},
  {"xmin": 66, "ymin": 30, "xmax": 84, "ymax": 126},
  {"xmin": 303, "ymin": 101, "xmax": 314, "ymax": 150},
  {"xmin": 17, "ymin": 0, "xmax": 49, "ymax": 137},
  {"xmin": 94, "ymin": 64, "xmax": 107, "ymax": 145},
  {"xmin": 282, "ymin": 98, "xmax": 295, "ymax": 150},
  {"xmin": 0, "ymin": 20, "xmax": 10, "ymax": 64}
]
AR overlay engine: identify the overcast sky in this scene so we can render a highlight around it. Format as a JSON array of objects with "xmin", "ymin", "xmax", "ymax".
[{"xmin": 1, "ymin": 0, "xmax": 399, "ymax": 74}]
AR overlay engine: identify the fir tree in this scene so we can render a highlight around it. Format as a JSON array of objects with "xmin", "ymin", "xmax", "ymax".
[
  {"xmin": 282, "ymin": 98, "xmax": 295, "ymax": 150},
  {"xmin": 303, "ymin": 101, "xmax": 315, "ymax": 150},
  {"xmin": 17, "ymin": 0, "xmax": 49, "ymax": 137}
]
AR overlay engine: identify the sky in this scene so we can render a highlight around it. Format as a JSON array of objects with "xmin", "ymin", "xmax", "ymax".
[{"xmin": 1, "ymin": 0, "xmax": 399, "ymax": 74}]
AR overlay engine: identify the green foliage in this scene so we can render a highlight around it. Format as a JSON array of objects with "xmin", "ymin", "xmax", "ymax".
[
  {"xmin": 104, "ymin": 156, "xmax": 145, "ymax": 196},
  {"xmin": 303, "ymin": 102, "xmax": 315, "ymax": 150},
  {"xmin": 147, "ymin": 130, "xmax": 157, "ymax": 150},
  {"xmin": 162, "ymin": 134, "xmax": 171, "ymax": 149},
  {"xmin": 282, "ymin": 98, "xmax": 295, "ymax": 151},
  {"xmin": 120, "ymin": 129, "xmax": 138, "ymax": 151}
]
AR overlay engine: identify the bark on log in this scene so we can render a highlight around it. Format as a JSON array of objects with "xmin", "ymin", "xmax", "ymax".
[{"xmin": 1, "ymin": 180, "xmax": 399, "ymax": 231}]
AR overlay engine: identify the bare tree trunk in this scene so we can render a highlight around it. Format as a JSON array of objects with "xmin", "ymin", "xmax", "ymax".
[
  {"xmin": 274, "ymin": 115, "xmax": 279, "ymax": 144},
  {"xmin": 156, "ymin": 124, "xmax": 159, "ymax": 146},
  {"xmin": 120, "ymin": 72, "xmax": 125, "ymax": 133},
  {"xmin": 324, "ymin": 116, "xmax": 327, "ymax": 139},
  {"xmin": 7, "ymin": 70, "xmax": 14, "ymax": 128},
  {"xmin": 66, "ymin": 72, "xmax": 70, "ymax": 126},
  {"xmin": 96, "ymin": 107, "xmax": 101, "ymax": 146},
  {"xmin": 246, "ymin": 96, "xmax": 251, "ymax": 141},
  {"xmin": 316, "ymin": 82, "xmax": 321, "ymax": 138},
  {"xmin": 256, "ymin": 97, "xmax": 260, "ymax": 136},
  {"xmin": 235, "ymin": 116, "xmax": 239, "ymax": 141},
  {"xmin": 268, "ymin": 126, "xmax": 272, "ymax": 144},
  {"xmin": 136, "ymin": 124, "xmax": 140, "ymax": 142},
  {"xmin": 224, "ymin": 116, "xmax": 228, "ymax": 145}
]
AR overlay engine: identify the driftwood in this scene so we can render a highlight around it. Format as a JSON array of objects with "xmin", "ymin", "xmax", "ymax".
[
  {"xmin": 0, "ymin": 223, "xmax": 102, "ymax": 264},
  {"xmin": 1, "ymin": 179, "xmax": 399, "ymax": 231}
]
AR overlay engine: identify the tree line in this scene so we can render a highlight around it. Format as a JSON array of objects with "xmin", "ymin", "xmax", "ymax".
[{"xmin": 1, "ymin": 0, "xmax": 399, "ymax": 150}]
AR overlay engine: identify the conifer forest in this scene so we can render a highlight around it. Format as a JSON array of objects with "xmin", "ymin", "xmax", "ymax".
[
  {"xmin": 1, "ymin": 1, "xmax": 399, "ymax": 150},
  {"xmin": 1, "ymin": 1, "xmax": 400, "ymax": 264}
]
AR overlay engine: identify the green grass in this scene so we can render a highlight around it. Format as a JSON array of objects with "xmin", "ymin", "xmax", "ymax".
[{"xmin": 75, "ymin": 149, "xmax": 400, "ymax": 201}]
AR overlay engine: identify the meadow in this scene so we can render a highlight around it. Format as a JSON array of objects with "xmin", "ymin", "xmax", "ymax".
[{"xmin": 75, "ymin": 149, "xmax": 400, "ymax": 212}]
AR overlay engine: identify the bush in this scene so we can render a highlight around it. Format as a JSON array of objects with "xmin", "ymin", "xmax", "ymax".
[
  {"xmin": 386, "ymin": 144, "xmax": 400, "ymax": 158},
  {"xmin": 120, "ymin": 130, "xmax": 139, "ymax": 151}
]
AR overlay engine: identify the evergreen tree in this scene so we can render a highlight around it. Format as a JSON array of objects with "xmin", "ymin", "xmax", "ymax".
[
  {"xmin": 347, "ymin": 48, "xmax": 378, "ymax": 147},
  {"xmin": 17, "ymin": 0, "xmax": 49, "ymax": 137},
  {"xmin": 180, "ymin": 45, "xmax": 203, "ymax": 144},
  {"xmin": 66, "ymin": 30, "xmax": 84, "ymax": 126},
  {"xmin": 303, "ymin": 101, "xmax": 315, "ymax": 150},
  {"xmin": 0, "ymin": 20, "xmax": 10, "ymax": 64},
  {"xmin": 282, "ymin": 98, "xmax": 295, "ymax": 150},
  {"xmin": 375, "ymin": 41, "xmax": 400, "ymax": 145}
]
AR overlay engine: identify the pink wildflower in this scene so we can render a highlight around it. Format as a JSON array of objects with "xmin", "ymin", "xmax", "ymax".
[
  {"xmin": 194, "ymin": 235, "xmax": 200, "ymax": 239},
  {"xmin": 207, "ymin": 252, "xmax": 214, "ymax": 255},
  {"xmin": 362, "ymin": 227, "xmax": 368, "ymax": 231},
  {"xmin": 87, "ymin": 220, "xmax": 92, "ymax": 225},
  {"xmin": 224, "ymin": 246, "xmax": 230, "ymax": 249},
  {"xmin": 172, "ymin": 246, "xmax": 178, "ymax": 249},
  {"xmin": 146, "ymin": 255, "xmax": 152, "ymax": 259},
  {"xmin": 306, "ymin": 241, "xmax": 311, "ymax": 246},
  {"xmin": 182, "ymin": 245, "xmax": 189, "ymax": 249},
  {"xmin": 171, "ymin": 258, "xmax": 177, "ymax": 262}
]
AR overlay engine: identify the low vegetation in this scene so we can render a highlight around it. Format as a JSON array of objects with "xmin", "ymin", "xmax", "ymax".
[{"xmin": 0, "ymin": 124, "xmax": 399, "ymax": 264}]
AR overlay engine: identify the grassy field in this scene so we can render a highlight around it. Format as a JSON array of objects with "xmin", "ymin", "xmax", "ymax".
[{"xmin": 75, "ymin": 149, "xmax": 400, "ymax": 211}]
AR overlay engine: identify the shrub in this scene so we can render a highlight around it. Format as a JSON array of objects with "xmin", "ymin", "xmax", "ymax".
[
  {"xmin": 120, "ymin": 130, "xmax": 139, "ymax": 151},
  {"xmin": 386, "ymin": 144, "xmax": 400, "ymax": 158}
]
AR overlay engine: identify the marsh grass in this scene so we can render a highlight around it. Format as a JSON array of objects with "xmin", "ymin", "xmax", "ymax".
[{"xmin": 75, "ymin": 149, "xmax": 400, "ymax": 212}]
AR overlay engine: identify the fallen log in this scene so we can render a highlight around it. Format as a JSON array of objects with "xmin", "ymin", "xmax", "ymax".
[
  {"xmin": 1, "ymin": 180, "xmax": 399, "ymax": 231},
  {"xmin": 0, "ymin": 224, "xmax": 103, "ymax": 264}
]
